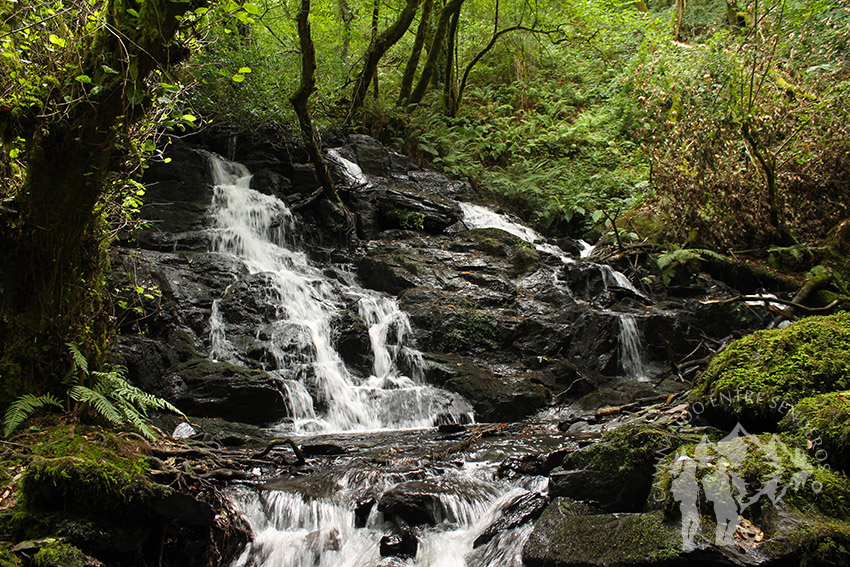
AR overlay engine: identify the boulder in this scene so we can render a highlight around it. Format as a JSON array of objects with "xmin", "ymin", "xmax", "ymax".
[
  {"xmin": 522, "ymin": 500, "xmax": 681, "ymax": 567},
  {"xmin": 779, "ymin": 391, "xmax": 850, "ymax": 473},
  {"xmin": 378, "ymin": 481, "xmax": 443, "ymax": 526},
  {"xmin": 691, "ymin": 312, "xmax": 850, "ymax": 428},
  {"xmin": 551, "ymin": 424, "xmax": 707, "ymax": 512}
]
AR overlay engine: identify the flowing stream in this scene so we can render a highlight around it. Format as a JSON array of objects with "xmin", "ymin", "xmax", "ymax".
[{"xmin": 205, "ymin": 153, "xmax": 654, "ymax": 567}]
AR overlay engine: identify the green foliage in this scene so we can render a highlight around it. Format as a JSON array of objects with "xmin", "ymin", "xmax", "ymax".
[
  {"xmin": 656, "ymin": 248, "xmax": 726, "ymax": 285},
  {"xmin": 2, "ymin": 394, "xmax": 62, "ymax": 438},
  {"xmin": 66, "ymin": 344, "xmax": 184, "ymax": 440}
]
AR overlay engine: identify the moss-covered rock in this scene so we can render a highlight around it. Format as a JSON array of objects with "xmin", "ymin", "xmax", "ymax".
[
  {"xmin": 649, "ymin": 429, "xmax": 850, "ymax": 565},
  {"xmin": 692, "ymin": 312, "xmax": 850, "ymax": 427},
  {"xmin": 551, "ymin": 423, "xmax": 712, "ymax": 512},
  {"xmin": 31, "ymin": 540, "xmax": 100, "ymax": 567},
  {"xmin": 522, "ymin": 499, "xmax": 682, "ymax": 567},
  {"xmin": 780, "ymin": 391, "xmax": 850, "ymax": 474}
]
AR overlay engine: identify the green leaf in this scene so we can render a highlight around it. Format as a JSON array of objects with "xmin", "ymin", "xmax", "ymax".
[
  {"xmin": 101, "ymin": 64, "xmax": 119, "ymax": 74},
  {"xmin": 75, "ymin": 75, "xmax": 92, "ymax": 84},
  {"xmin": 231, "ymin": 74, "xmax": 245, "ymax": 83},
  {"xmin": 238, "ymin": 66, "xmax": 252, "ymax": 74},
  {"xmin": 181, "ymin": 114, "xmax": 197, "ymax": 122},
  {"xmin": 126, "ymin": 7, "xmax": 139, "ymax": 17},
  {"xmin": 48, "ymin": 34, "xmax": 66, "ymax": 48},
  {"xmin": 243, "ymin": 2, "xmax": 260, "ymax": 15}
]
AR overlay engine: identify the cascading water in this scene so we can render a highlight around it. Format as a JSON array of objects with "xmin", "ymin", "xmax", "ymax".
[
  {"xmin": 206, "ymin": 153, "xmax": 471, "ymax": 432},
  {"xmin": 458, "ymin": 203, "xmax": 574, "ymax": 265},
  {"xmin": 618, "ymin": 313, "xmax": 649, "ymax": 381}
]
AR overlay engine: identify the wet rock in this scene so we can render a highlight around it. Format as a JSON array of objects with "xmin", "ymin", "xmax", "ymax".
[
  {"xmin": 497, "ymin": 449, "xmax": 573, "ymax": 480},
  {"xmin": 354, "ymin": 498, "xmax": 376, "ymax": 528},
  {"xmin": 522, "ymin": 501, "xmax": 681, "ymax": 567},
  {"xmin": 300, "ymin": 443, "xmax": 346, "ymax": 456},
  {"xmin": 379, "ymin": 516, "xmax": 418, "ymax": 558},
  {"xmin": 424, "ymin": 356, "xmax": 550, "ymax": 423},
  {"xmin": 162, "ymin": 358, "xmax": 289, "ymax": 425},
  {"xmin": 378, "ymin": 482, "xmax": 442, "ymax": 526},
  {"xmin": 375, "ymin": 188, "xmax": 461, "ymax": 234},
  {"xmin": 250, "ymin": 169, "xmax": 295, "ymax": 201},
  {"xmin": 473, "ymin": 491, "xmax": 548, "ymax": 548},
  {"xmin": 333, "ymin": 310, "xmax": 373, "ymax": 376}
]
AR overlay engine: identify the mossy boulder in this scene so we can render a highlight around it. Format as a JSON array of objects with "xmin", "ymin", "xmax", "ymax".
[
  {"xmin": 31, "ymin": 540, "xmax": 101, "ymax": 567},
  {"xmin": 780, "ymin": 391, "xmax": 850, "ymax": 474},
  {"xmin": 649, "ymin": 429, "xmax": 850, "ymax": 565},
  {"xmin": 692, "ymin": 312, "xmax": 850, "ymax": 427},
  {"xmin": 522, "ymin": 498, "xmax": 682, "ymax": 567},
  {"xmin": 551, "ymin": 424, "xmax": 711, "ymax": 512}
]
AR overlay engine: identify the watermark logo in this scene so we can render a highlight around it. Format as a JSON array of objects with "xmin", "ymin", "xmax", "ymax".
[{"xmin": 667, "ymin": 422, "xmax": 818, "ymax": 551}]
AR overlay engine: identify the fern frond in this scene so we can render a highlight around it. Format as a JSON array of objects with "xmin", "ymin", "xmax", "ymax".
[
  {"xmin": 3, "ymin": 394, "xmax": 62, "ymax": 437},
  {"xmin": 70, "ymin": 385, "xmax": 123, "ymax": 425},
  {"xmin": 66, "ymin": 342, "xmax": 88, "ymax": 375}
]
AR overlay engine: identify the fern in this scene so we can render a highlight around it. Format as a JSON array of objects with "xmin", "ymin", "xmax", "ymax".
[
  {"xmin": 66, "ymin": 341, "xmax": 88, "ymax": 375},
  {"xmin": 3, "ymin": 394, "xmax": 62, "ymax": 437}
]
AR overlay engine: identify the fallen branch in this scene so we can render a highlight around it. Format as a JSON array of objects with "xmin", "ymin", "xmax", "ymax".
[{"xmin": 700, "ymin": 295, "xmax": 839, "ymax": 313}]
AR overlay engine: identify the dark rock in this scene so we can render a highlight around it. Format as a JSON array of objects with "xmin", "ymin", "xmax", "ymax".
[
  {"xmin": 438, "ymin": 424, "xmax": 466, "ymax": 434},
  {"xmin": 473, "ymin": 491, "xmax": 548, "ymax": 548},
  {"xmin": 378, "ymin": 482, "xmax": 442, "ymax": 526},
  {"xmin": 300, "ymin": 443, "xmax": 346, "ymax": 456},
  {"xmin": 375, "ymin": 189, "xmax": 460, "ymax": 234},
  {"xmin": 379, "ymin": 516, "xmax": 418, "ymax": 558},
  {"xmin": 497, "ymin": 449, "xmax": 573, "ymax": 480},
  {"xmin": 424, "ymin": 356, "xmax": 550, "ymax": 423},
  {"xmin": 333, "ymin": 310, "xmax": 373, "ymax": 376},
  {"xmin": 354, "ymin": 498, "xmax": 376, "ymax": 528},
  {"xmin": 163, "ymin": 358, "xmax": 289, "ymax": 425},
  {"xmin": 350, "ymin": 134, "xmax": 394, "ymax": 177},
  {"xmin": 291, "ymin": 163, "xmax": 320, "ymax": 191},
  {"xmin": 250, "ymin": 169, "xmax": 294, "ymax": 201}
]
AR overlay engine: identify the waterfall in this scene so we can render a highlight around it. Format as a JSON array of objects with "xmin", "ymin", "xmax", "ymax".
[
  {"xmin": 206, "ymin": 153, "xmax": 471, "ymax": 432},
  {"xmin": 618, "ymin": 314, "xmax": 649, "ymax": 381},
  {"xmin": 458, "ymin": 203, "xmax": 574, "ymax": 265}
]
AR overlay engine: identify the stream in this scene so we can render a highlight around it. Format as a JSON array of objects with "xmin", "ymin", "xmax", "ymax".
[{"xmin": 200, "ymin": 151, "xmax": 652, "ymax": 567}]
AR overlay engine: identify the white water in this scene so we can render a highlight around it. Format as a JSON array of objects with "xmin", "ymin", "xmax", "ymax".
[
  {"xmin": 459, "ymin": 203, "xmax": 574, "ymax": 265},
  {"xmin": 206, "ymin": 154, "xmax": 471, "ymax": 432},
  {"xmin": 618, "ymin": 313, "xmax": 649, "ymax": 381},
  {"xmin": 230, "ymin": 460, "xmax": 547, "ymax": 567},
  {"xmin": 328, "ymin": 149, "xmax": 369, "ymax": 187}
]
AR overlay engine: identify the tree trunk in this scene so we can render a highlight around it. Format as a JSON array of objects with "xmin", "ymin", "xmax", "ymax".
[
  {"xmin": 338, "ymin": 0, "xmax": 354, "ymax": 59},
  {"xmin": 442, "ymin": 5, "xmax": 462, "ymax": 116},
  {"xmin": 0, "ymin": 0, "xmax": 203, "ymax": 403},
  {"xmin": 291, "ymin": 0, "xmax": 338, "ymax": 203},
  {"xmin": 347, "ymin": 0, "xmax": 422, "ymax": 123},
  {"xmin": 741, "ymin": 120, "xmax": 788, "ymax": 243},
  {"xmin": 408, "ymin": 0, "xmax": 465, "ymax": 106},
  {"xmin": 398, "ymin": 0, "xmax": 434, "ymax": 105}
]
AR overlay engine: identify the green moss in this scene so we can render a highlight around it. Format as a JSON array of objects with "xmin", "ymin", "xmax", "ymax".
[
  {"xmin": 32, "ymin": 541, "xmax": 92, "ymax": 567},
  {"xmin": 651, "ymin": 432, "xmax": 850, "ymax": 522},
  {"xmin": 438, "ymin": 308, "xmax": 502, "ymax": 352},
  {"xmin": 0, "ymin": 547, "xmax": 15, "ymax": 567},
  {"xmin": 509, "ymin": 246, "xmax": 540, "ymax": 277},
  {"xmin": 18, "ymin": 425, "xmax": 162, "ymax": 517},
  {"xmin": 692, "ymin": 313, "xmax": 850, "ymax": 425},
  {"xmin": 780, "ymin": 392, "xmax": 850, "ymax": 473},
  {"xmin": 383, "ymin": 206, "xmax": 425, "ymax": 231}
]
